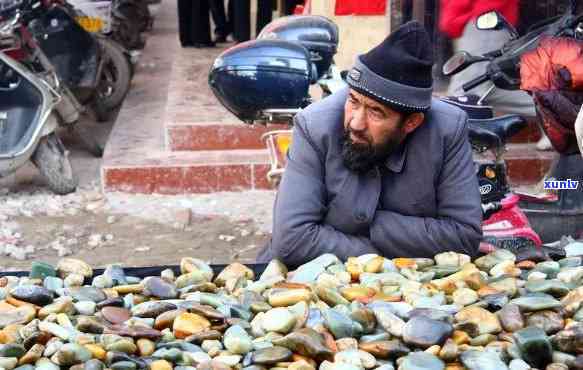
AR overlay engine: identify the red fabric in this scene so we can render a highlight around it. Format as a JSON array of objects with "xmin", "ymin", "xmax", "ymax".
[
  {"xmin": 439, "ymin": 0, "xmax": 519, "ymax": 39},
  {"xmin": 335, "ymin": 0, "xmax": 386, "ymax": 16},
  {"xmin": 520, "ymin": 37, "xmax": 583, "ymax": 154}
]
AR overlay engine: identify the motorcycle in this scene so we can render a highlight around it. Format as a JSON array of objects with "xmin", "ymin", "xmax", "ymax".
[
  {"xmin": 442, "ymin": 2, "xmax": 583, "ymax": 245},
  {"xmin": 0, "ymin": 0, "xmax": 132, "ymax": 149},
  {"xmin": 0, "ymin": 51, "xmax": 77, "ymax": 194},
  {"xmin": 66, "ymin": 0, "xmax": 140, "ymax": 65}
]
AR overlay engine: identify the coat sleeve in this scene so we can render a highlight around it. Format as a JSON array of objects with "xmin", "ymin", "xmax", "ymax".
[
  {"xmin": 369, "ymin": 112, "xmax": 483, "ymax": 258},
  {"xmin": 270, "ymin": 113, "xmax": 380, "ymax": 267}
]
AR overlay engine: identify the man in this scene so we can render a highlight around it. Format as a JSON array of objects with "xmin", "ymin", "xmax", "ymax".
[{"xmin": 257, "ymin": 21, "xmax": 482, "ymax": 267}]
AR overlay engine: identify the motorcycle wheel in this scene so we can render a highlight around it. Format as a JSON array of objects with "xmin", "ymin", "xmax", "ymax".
[
  {"xmin": 32, "ymin": 133, "xmax": 78, "ymax": 195},
  {"xmin": 92, "ymin": 38, "xmax": 132, "ymax": 122}
]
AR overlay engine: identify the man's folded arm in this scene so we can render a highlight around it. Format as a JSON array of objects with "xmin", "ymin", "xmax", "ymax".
[
  {"xmin": 270, "ymin": 115, "xmax": 380, "ymax": 267},
  {"xmin": 370, "ymin": 113, "xmax": 483, "ymax": 257}
]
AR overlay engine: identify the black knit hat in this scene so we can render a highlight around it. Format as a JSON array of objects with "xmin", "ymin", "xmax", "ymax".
[{"xmin": 346, "ymin": 21, "xmax": 434, "ymax": 112}]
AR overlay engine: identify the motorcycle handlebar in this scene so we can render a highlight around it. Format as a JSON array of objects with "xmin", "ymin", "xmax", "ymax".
[{"xmin": 462, "ymin": 74, "xmax": 490, "ymax": 92}]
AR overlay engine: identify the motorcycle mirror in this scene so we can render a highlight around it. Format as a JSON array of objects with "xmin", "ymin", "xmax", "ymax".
[
  {"xmin": 476, "ymin": 11, "xmax": 502, "ymax": 30},
  {"xmin": 476, "ymin": 11, "xmax": 520, "ymax": 39},
  {"xmin": 442, "ymin": 51, "xmax": 473, "ymax": 76}
]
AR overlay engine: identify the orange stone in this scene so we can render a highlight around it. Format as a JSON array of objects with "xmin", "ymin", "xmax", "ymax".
[
  {"xmin": 346, "ymin": 258, "xmax": 363, "ymax": 282},
  {"xmin": 452, "ymin": 330, "xmax": 470, "ymax": 345},
  {"xmin": 340, "ymin": 286, "xmax": 376, "ymax": 301},
  {"xmin": 84, "ymin": 344, "xmax": 107, "ymax": 361},
  {"xmin": 464, "ymin": 272, "xmax": 486, "ymax": 290},
  {"xmin": 150, "ymin": 360, "xmax": 173, "ymax": 370},
  {"xmin": 393, "ymin": 258, "xmax": 417, "ymax": 269},
  {"xmin": 0, "ymin": 301, "xmax": 16, "ymax": 312},
  {"xmin": 477, "ymin": 286, "xmax": 500, "ymax": 297},
  {"xmin": 6, "ymin": 296, "xmax": 38, "ymax": 309},
  {"xmin": 154, "ymin": 309, "xmax": 186, "ymax": 330},
  {"xmin": 291, "ymin": 354, "xmax": 317, "ymax": 368},
  {"xmin": 273, "ymin": 282, "xmax": 310, "ymax": 290},
  {"xmin": 445, "ymin": 363, "xmax": 465, "ymax": 370},
  {"xmin": 173, "ymin": 312, "xmax": 211, "ymax": 339},
  {"xmin": 319, "ymin": 329, "xmax": 338, "ymax": 353},
  {"xmin": 516, "ymin": 260, "xmax": 536, "ymax": 270}
]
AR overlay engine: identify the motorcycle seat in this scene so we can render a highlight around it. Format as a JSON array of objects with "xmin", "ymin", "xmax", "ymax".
[
  {"xmin": 468, "ymin": 121, "xmax": 502, "ymax": 150},
  {"xmin": 468, "ymin": 115, "xmax": 527, "ymax": 145}
]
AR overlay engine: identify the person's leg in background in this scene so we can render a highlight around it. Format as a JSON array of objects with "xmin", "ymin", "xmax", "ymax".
[
  {"xmin": 177, "ymin": 0, "xmax": 194, "ymax": 47},
  {"xmin": 210, "ymin": 0, "xmax": 231, "ymax": 42},
  {"xmin": 256, "ymin": 0, "xmax": 273, "ymax": 36},
  {"xmin": 191, "ymin": 0, "xmax": 215, "ymax": 47},
  {"xmin": 232, "ymin": 0, "xmax": 250, "ymax": 42}
]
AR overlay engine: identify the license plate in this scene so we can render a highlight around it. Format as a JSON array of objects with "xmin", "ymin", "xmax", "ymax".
[{"xmin": 75, "ymin": 16, "xmax": 104, "ymax": 33}]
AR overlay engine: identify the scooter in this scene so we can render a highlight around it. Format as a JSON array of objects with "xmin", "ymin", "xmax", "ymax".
[
  {"xmin": 442, "ymin": 4, "xmax": 583, "ymax": 244},
  {"xmin": 65, "ymin": 0, "xmax": 140, "ymax": 65},
  {"xmin": 0, "ymin": 0, "xmax": 132, "ymax": 156},
  {"xmin": 0, "ymin": 51, "xmax": 77, "ymax": 194}
]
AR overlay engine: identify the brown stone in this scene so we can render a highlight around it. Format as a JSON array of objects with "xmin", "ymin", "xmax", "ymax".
[
  {"xmin": 154, "ymin": 309, "xmax": 186, "ymax": 330},
  {"xmin": 101, "ymin": 307, "xmax": 131, "ymax": 324}
]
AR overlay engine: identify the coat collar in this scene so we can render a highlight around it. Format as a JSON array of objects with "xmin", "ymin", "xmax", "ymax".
[{"xmin": 384, "ymin": 139, "xmax": 408, "ymax": 173}]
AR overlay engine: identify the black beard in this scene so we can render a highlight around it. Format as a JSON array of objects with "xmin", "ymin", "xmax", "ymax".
[{"xmin": 341, "ymin": 129, "xmax": 402, "ymax": 174}]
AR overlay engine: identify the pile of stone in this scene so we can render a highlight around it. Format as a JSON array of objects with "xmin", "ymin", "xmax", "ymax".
[{"xmin": 0, "ymin": 251, "xmax": 581, "ymax": 370}]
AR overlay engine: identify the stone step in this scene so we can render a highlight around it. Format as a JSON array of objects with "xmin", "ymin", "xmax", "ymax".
[{"xmin": 102, "ymin": 149, "xmax": 272, "ymax": 194}]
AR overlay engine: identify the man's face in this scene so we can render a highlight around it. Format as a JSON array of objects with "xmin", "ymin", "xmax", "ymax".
[{"xmin": 342, "ymin": 89, "xmax": 417, "ymax": 173}]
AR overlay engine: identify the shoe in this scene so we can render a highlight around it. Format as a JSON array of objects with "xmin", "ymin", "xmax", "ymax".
[
  {"xmin": 192, "ymin": 41, "xmax": 216, "ymax": 48},
  {"xmin": 215, "ymin": 34, "xmax": 228, "ymax": 43}
]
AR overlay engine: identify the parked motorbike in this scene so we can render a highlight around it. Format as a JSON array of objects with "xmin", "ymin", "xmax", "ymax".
[
  {"xmin": 0, "ymin": 51, "xmax": 77, "ymax": 194},
  {"xmin": 0, "ymin": 0, "xmax": 132, "ymax": 156},
  {"xmin": 442, "ymin": 3, "xmax": 583, "ymax": 244},
  {"xmin": 66, "ymin": 0, "xmax": 139, "ymax": 66}
]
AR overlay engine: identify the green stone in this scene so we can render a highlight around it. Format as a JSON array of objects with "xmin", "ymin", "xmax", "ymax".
[
  {"xmin": 84, "ymin": 359, "xmax": 105, "ymax": 370},
  {"xmin": 35, "ymin": 359, "xmax": 60, "ymax": 370},
  {"xmin": 152, "ymin": 348, "xmax": 183, "ymax": 362},
  {"xmin": 400, "ymin": 352, "xmax": 445, "ymax": 370},
  {"xmin": 509, "ymin": 295, "xmax": 562, "ymax": 312},
  {"xmin": 574, "ymin": 307, "xmax": 583, "ymax": 321},
  {"xmin": 514, "ymin": 326, "xmax": 552, "ymax": 369},
  {"xmin": 110, "ymin": 361, "xmax": 137, "ymax": 370},
  {"xmin": 559, "ymin": 257, "xmax": 583, "ymax": 268},
  {"xmin": 323, "ymin": 308, "xmax": 362, "ymax": 339},
  {"xmin": 524, "ymin": 280, "xmax": 571, "ymax": 297},
  {"xmin": 29, "ymin": 261, "xmax": 57, "ymax": 280},
  {"xmin": 224, "ymin": 325, "xmax": 253, "ymax": 355},
  {"xmin": 460, "ymin": 350, "xmax": 508, "ymax": 370},
  {"xmin": 533, "ymin": 261, "xmax": 560, "ymax": 278},
  {"xmin": 14, "ymin": 366, "xmax": 34, "ymax": 370},
  {"xmin": 43, "ymin": 276, "xmax": 64, "ymax": 293},
  {"xmin": 424, "ymin": 266, "xmax": 461, "ymax": 279},
  {"xmin": 0, "ymin": 344, "xmax": 25, "ymax": 358}
]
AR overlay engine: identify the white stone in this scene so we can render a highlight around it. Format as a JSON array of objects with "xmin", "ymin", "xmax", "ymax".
[
  {"xmin": 213, "ymin": 355, "xmax": 241, "ymax": 366},
  {"xmin": 261, "ymin": 308, "xmax": 296, "ymax": 334},
  {"xmin": 74, "ymin": 301, "xmax": 96, "ymax": 315}
]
